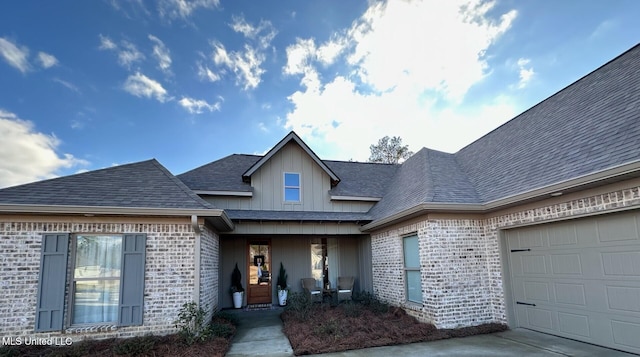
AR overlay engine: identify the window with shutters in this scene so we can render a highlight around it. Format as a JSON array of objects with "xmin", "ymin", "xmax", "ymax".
[{"xmin": 35, "ymin": 233, "xmax": 146, "ymax": 332}]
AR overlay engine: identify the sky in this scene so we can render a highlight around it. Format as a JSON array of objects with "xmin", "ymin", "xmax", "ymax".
[{"xmin": 1, "ymin": 0, "xmax": 640, "ymax": 188}]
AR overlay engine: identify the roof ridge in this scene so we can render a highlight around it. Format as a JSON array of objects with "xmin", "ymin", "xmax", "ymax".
[{"xmin": 150, "ymin": 159, "xmax": 216, "ymax": 210}]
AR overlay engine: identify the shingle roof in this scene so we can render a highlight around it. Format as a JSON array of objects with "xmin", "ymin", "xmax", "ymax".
[
  {"xmin": 0, "ymin": 159, "xmax": 215, "ymax": 210},
  {"xmin": 225, "ymin": 209, "xmax": 370, "ymax": 222},
  {"xmin": 455, "ymin": 43, "xmax": 640, "ymax": 203},
  {"xmin": 178, "ymin": 155, "xmax": 399, "ymax": 199},
  {"xmin": 367, "ymin": 148, "xmax": 481, "ymax": 220},
  {"xmin": 178, "ymin": 154, "xmax": 258, "ymax": 192}
]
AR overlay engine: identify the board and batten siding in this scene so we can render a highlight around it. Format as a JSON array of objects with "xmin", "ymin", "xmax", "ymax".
[{"xmin": 204, "ymin": 142, "xmax": 375, "ymax": 213}]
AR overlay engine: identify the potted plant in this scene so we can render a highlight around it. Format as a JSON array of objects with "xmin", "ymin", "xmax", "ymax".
[
  {"xmin": 276, "ymin": 262, "xmax": 288, "ymax": 306},
  {"xmin": 230, "ymin": 263, "xmax": 244, "ymax": 309}
]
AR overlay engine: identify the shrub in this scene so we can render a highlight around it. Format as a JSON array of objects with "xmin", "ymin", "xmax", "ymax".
[
  {"xmin": 285, "ymin": 291, "xmax": 313, "ymax": 321},
  {"xmin": 341, "ymin": 301, "xmax": 363, "ymax": 317},
  {"xmin": 174, "ymin": 302, "xmax": 210, "ymax": 345},
  {"xmin": 353, "ymin": 291, "xmax": 389, "ymax": 315},
  {"xmin": 112, "ymin": 335, "xmax": 157, "ymax": 356},
  {"xmin": 313, "ymin": 317, "xmax": 344, "ymax": 340}
]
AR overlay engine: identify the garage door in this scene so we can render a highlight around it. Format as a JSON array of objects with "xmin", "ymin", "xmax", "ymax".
[{"xmin": 506, "ymin": 210, "xmax": 640, "ymax": 355}]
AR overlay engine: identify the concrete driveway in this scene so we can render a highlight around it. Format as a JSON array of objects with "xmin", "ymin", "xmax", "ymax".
[
  {"xmin": 313, "ymin": 329, "xmax": 637, "ymax": 357},
  {"xmin": 225, "ymin": 308, "xmax": 637, "ymax": 357}
]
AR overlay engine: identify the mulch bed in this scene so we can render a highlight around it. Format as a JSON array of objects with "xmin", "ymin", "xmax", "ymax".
[
  {"xmin": 0, "ymin": 316, "xmax": 235, "ymax": 357},
  {"xmin": 281, "ymin": 304, "xmax": 507, "ymax": 355}
]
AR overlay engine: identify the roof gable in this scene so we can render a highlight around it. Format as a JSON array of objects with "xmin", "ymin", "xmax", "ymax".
[
  {"xmin": 242, "ymin": 131, "xmax": 340, "ymax": 186},
  {"xmin": 0, "ymin": 159, "xmax": 215, "ymax": 210}
]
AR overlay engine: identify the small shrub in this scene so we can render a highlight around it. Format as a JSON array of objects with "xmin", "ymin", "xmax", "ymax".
[
  {"xmin": 313, "ymin": 317, "xmax": 344, "ymax": 340},
  {"xmin": 285, "ymin": 292, "xmax": 313, "ymax": 321},
  {"xmin": 174, "ymin": 301, "xmax": 210, "ymax": 345},
  {"xmin": 353, "ymin": 291, "xmax": 389, "ymax": 314},
  {"xmin": 113, "ymin": 335, "xmax": 157, "ymax": 356},
  {"xmin": 342, "ymin": 301, "xmax": 363, "ymax": 317},
  {"xmin": 0, "ymin": 346, "xmax": 22, "ymax": 357}
]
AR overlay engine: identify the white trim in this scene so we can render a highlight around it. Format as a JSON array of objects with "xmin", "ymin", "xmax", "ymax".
[
  {"xmin": 193, "ymin": 190, "xmax": 252, "ymax": 197},
  {"xmin": 330, "ymin": 195, "xmax": 381, "ymax": 202},
  {"xmin": 283, "ymin": 172, "xmax": 302, "ymax": 203},
  {"xmin": 361, "ymin": 160, "xmax": 640, "ymax": 232},
  {"xmin": 242, "ymin": 131, "xmax": 340, "ymax": 184}
]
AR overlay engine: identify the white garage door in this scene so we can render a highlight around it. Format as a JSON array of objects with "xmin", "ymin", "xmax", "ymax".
[{"xmin": 506, "ymin": 209, "xmax": 640, "ymax": 355}]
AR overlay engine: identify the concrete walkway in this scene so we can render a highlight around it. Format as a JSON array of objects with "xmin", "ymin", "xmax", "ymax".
[{"xmin": 225, "ymin": 308, "xmax": 636, "ymax": 357}]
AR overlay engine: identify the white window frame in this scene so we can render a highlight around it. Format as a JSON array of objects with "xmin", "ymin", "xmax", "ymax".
[
  {"xmin": 69, "ymin": 234, "xmax": 123, "ymax": 326},
  {"xmin": 283, "ymin": 172, "xmax": 301, "ymax": 202}
]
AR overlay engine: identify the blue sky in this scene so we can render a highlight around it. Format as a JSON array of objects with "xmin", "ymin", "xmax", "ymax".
[{"xmin": 1, "ymin": 0, "xmax": 639, "ymax": 188}]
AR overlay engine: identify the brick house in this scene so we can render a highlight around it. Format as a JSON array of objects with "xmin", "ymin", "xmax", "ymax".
[{"xmin": 1, "ymin": 44, "xmax": 639, "ymax": 354}]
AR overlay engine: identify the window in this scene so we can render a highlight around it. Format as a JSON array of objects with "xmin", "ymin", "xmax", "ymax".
[
  {"xmin": 72, "ymin": 235, "xmax": 122, "ymax": 324},
  {"xmin": 403, "ymin": 235, "xmax": 421, "ymax": 303},
  {"xmin": 284, "ymin": 172, "xmax": 301, "ymax": 202},
  {"xmin": 35, "ymin": 233, "xmax": 146, "ymax": 332}
]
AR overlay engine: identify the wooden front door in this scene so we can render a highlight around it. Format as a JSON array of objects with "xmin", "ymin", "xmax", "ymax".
[{"xmin": 247, "ymin": 240, "xmax": 272, "ymax": 305}]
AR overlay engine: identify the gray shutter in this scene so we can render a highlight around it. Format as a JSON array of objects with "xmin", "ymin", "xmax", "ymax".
[
  {"xmin": 35, "ymin": 234, "xmax": 69, "ymax": 332},
  {"xmin": 119, "ymin": 234, "xmax": 146, "ymax": 326}
]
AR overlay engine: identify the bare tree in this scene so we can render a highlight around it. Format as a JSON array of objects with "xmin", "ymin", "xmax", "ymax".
[{"xmin": 368, "ymin": 136, "xmax": 413, "ymax": 164}]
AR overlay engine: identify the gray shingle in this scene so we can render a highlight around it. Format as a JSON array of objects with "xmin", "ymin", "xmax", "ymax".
[
  {"xmin": 178, "ymin": 155, "xmax": 399, "ymax": 199},
  {"xmin": 455, "ymin": 43, "xmax": 640, "ymax": 203},
  {"xmin": 0, "ymin": 159, "xmax": 215, "ymax": 210}
]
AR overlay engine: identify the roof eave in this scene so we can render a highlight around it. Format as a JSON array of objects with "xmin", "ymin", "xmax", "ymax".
[
  {"xmin": 362, "ymin": 160, "xmax": 640, "ymax": 232},
  {"xmin": 0, "ymin": 204, "xmax": 235, "ymax": 232}
]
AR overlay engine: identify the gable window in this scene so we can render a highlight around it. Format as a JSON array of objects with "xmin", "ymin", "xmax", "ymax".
[
  {"xmin": 284, "ymin": 172, "xmax": 301, "ymax": 202},
  {"xmin": 35, "ymin": 233, "xmax": 146, "ymax": 332},
  {"xmin": 403, "ymin": 234, "xmax": 421, "ymax": 303}
]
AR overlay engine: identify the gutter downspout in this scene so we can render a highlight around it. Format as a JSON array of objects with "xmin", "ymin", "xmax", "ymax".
[{"xmin": 191, "ymin": 215, "xmax": 202, "ymax": 305}]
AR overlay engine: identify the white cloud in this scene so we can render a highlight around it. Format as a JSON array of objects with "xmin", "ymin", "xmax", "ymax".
[
  {"xmin": 178, "ymin": 96, "xmax": 221, "ymax": 114},
  {"xmin": 37, "ymin": 51, "xmax": 58, "ymax": 68},
  {"xmin": 123, "ymin": 72, "xmax": 169, "ymax": 102},
  {"xmin": 210, "ymin": 40, "xmax": 265, "ymax": 91},
  {"xmin": 229, "ymin": 15, "xmax": 277, "ymax": 49},
  {"xmin": 0, "ymin": 37, "xmax": 30, "ymax": 73},
  {"xmin": 0, "ymin": 109, "xmax": 88, "ymax": 188},
  {"xmin": 158, "ymin": 0, "xmax": 219, "ymax": 21},
  {"xmin": 118, "ymin": 41, "xmax": 145, "ymax": 69},
  {"xmin": 516, "ymin": 58, "xmax": 534, "ymax": 89},
  {"xmin": 283, "ymin": 0, "xmax": 519, "ymax": 160},
  {"xmin": 98, "ymin": 34, "xmax": 117, "ymax": 50},
  {"xmin": 206, "ymin": 16, "xmax": 276, "ymax": 90},
  {"xmin": 148, "ymin": 34, "xmax": 172, "ymax": 75},
  {"xmin": 98, "ymin": 35, "xmax": 145, "ymax": 69},
  {"xmin": 196, "ymin": 62, "xmax": 221, "ymax": 82},
  {"xmin": 53, "ymin": 78, "xmax": 80, "ymax": 93}
]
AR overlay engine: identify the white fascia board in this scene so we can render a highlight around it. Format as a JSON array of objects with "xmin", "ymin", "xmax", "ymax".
[
  {"xmin": 194, "ymin": 190, "xmax": 253, "ymax": 197},
  {"xmin": 362, "ymin": 160, "xmax": 640, "ymax": 232},
  {"xmin": 330, "ymin": 195, "xmax": 381, "ymax": 202},
  {"xmin": 0, "ymin": 204, "xmax": 226, "ymax": 217}
]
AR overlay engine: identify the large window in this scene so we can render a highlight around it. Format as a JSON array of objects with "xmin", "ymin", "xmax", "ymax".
[
  {"xmin": 35, "ymin": 233, "xmax": 146, "ymax": 332},
  {"xmin": 284, "ymin": 172, "xmax": 301, "ymax": 202},
  {"xmin": 403, "ymin": 235, "xmax": 421, "ymax": 303},
  {"xmin": 72, "ymin": 235, "xmax": 122, "ymax": 324}
]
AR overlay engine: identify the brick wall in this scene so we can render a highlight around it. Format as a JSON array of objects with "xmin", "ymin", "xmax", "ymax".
[
  {"xmin": 0, "ymin": 220, "xmax": 198, "ymax": 340},
  {"xmin": 371, "ymin": 185, "xmax": 640, "ymax": 328},
  {"xmin": 199, "ymin": 226, "xmax": 220, "ymax": 322}
]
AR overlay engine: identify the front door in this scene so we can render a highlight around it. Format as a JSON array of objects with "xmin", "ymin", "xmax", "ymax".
[{"xmin": 247, "ymin": 240, "xmax": 272, "ymax": 305}]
